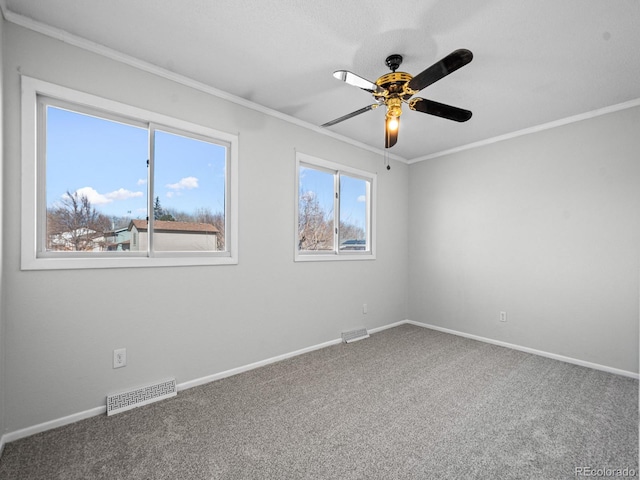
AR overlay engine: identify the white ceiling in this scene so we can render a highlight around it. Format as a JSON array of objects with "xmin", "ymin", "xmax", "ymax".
[{"xmin": 3, "ymin": 0, "xmax": 640, "ymax": 162}]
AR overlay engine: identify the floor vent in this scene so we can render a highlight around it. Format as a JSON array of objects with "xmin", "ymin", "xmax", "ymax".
[
  {"xmin": 107, "ymin": 378, "xmax": 177, "ymax": 416},
  {"xmin": 342, "ymin": 328, "xmax": 370, "ymax": 344}
]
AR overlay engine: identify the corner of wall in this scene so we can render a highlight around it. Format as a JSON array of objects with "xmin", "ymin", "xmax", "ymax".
[{"xmin": 0, "ymin": 12, "xmax": 7, "ymax": 457}]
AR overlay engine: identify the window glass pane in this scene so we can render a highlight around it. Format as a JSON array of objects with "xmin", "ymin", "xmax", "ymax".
[
  {"xmin": 298, "ymin": 165, "xmax": 334, "ymax": 251},
  {"xmin": 152, "ymin": 129, "xmax": 226, "ymax": 252},
  {"xmin": 339, "ymin": 174, "xmax": 368, "ymax": 251},
  {"xmin": 45, "ymin": 106, "xmax": 148, "ymax": 252}
]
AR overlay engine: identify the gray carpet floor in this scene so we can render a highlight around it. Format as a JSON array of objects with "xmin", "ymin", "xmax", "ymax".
[{"xmin": 0, "ymin": 324, "xmax": 637, "ymax": 479}]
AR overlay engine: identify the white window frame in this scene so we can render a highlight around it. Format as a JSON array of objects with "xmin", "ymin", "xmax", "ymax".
[
  {"xmin": 21, "ymin": 76, "xmax": 239, "ymax": 270},
  {"xmin": 295, "ymin": 152, "xmax": 376, "ymax": 262}
]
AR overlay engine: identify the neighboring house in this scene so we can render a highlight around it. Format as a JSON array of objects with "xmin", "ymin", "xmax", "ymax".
[
  {"xmin": 340, "ymin": 239, "xmax": 366, "ymax": 251},
  {"xmin": 47, "ymin": 227, "xmax": 103, "ymax": 251},
  {"xmin": 128, "ymin": 219, "xmax": 218, "ymax": 251},
  {"xmin": 100, "ymin": 227, "xmax": 131, "ymax": 251}
]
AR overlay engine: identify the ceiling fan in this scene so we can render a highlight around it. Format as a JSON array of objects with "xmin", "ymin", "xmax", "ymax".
[{"xmin": 322, "ymin": 49, "xmax": 473, "ymax": 149}]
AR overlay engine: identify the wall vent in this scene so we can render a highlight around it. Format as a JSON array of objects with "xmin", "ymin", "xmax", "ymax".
[
  {"xmin": 107, "ymin": 378, "xmax": 177, "ymax": 416},
  {"xmin": 342, "ymin": 328, "xmax": 370, "ymax": 344}
]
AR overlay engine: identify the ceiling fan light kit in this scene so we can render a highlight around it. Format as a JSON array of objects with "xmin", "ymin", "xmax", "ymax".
[{"xmin": 322, "ymin": 49, "xmax": 474, "ymax": 149}]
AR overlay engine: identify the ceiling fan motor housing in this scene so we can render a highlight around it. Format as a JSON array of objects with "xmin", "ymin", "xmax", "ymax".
[
  {"xmin": 379, "ymin": 54, "xmax": 415, "ymax": 103},
  {"xmin": 375, "ymin": 72, "xmax": 414, "ymax": 101}
]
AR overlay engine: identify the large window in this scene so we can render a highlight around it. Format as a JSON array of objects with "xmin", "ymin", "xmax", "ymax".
[
  {"xmin": 21, "ymin": 76, "xmax": 238, "ymax": 269},
  {"xmin": 295, "ymin": 152, "xmax": 376, "ymax": 261}
]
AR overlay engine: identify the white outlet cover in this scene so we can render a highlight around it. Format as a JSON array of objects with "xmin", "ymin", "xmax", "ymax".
[{"xmin": 113, "ymin": 348, "xmax": 127, "ymax": 368}]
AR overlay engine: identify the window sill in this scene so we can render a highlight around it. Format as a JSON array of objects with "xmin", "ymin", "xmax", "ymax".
[
  {"xmin": 294, "ymin": 252, "xmax": 376, "ymax": 262},
  {"xmin": 21, "ymin": 254, "xmax": 238, "ymax": 271}
]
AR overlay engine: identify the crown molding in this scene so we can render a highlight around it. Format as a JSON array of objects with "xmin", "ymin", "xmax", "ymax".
[
  {"xmin": 10, "ymin": 5, "xmax": 636, "ymax": 167},
  {"xmin": 408, "ymin": 98, "xmax": 640, "ymax": 164},
  {"xmin": 2, "ymin": 8, "xmax": 407, "ymax": 164}
]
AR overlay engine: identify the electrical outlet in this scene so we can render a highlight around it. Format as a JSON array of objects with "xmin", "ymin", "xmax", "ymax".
[
  {"xmin": 113, "ymin": 348, "xmax": 127, "ymax": 369},
  {"xmin": 363, "ymin": 303, "xmax": 368, "ymax": 314},
  {"xmin": 500, "ymin": 311, "xmax": 507, "ymax": 322}
]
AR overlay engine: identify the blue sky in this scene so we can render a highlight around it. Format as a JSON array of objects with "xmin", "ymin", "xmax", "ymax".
[
  {"xmin": 299, "ymin": 166, "xmax": 367, "ymax": 231},
  {"xmin": 46, "ymin": 106, "xmax": 226, "ymax": 222}
]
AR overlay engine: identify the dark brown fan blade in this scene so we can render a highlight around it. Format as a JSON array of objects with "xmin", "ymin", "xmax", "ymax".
[
  {"xmin": 333, "ymin": 70, "xmax": 386, "ymax": 95},
  {"xmin": 385, "ymin": 117, "xmax": 399, "ymax": 148},
  {"xmin": 409, "ymin": 98, "xmax": 472, "ymax": 122},
  {"xmin": 321, "ymin": 104, "xmax": 379, "ymax": 127},
  {"xmin": 407, "ymin": 49, "xmax": 473, "ymax": 93}
]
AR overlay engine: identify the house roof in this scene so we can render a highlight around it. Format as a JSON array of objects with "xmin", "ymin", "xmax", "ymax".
[{"xmin": 128, "ymin": 220, "xmax": 218, "ymax": 234}]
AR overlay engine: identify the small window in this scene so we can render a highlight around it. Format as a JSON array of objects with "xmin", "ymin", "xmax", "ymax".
[
  {"xmin": 21, "ymin": 76, "xmax": 238, "ymax": 269},
  {"xmin": 295, "ymin": 152, "xmax": 376, "ymax": 261}
]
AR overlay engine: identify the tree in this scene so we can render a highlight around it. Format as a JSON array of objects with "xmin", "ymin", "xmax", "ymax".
[
  {"xmin": 153, "ymin": 196, "xmax": 163, "ymax": 220},
  {"xmin": 153, "ymin": 196, "xmax": 175, "ymax": 221},
  {"xmin": 47, "ymin": 190, "xmax": 111, "ymax": 251},
  {"xmin": 298, "ymin": 190, "xmax": 333, "ymax": 250},
  {"xmin": 339, "ymin": 221, "xmax": 365, "ymax": 243}
]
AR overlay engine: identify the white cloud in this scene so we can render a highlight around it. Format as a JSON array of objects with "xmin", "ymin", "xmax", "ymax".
[
  {"xmin": 66, "ymin": 186, "xmax": 143, "ymax": 205},
  {"xmin": 106, "ymin": 188, "xmax": 144, "ymax": 201},
  {"xmin": 69, "ymin": 187, "xmax": 111, "ymax": 205},
  {"xmin": 137, "ymin": 178, "xmax": 147, "ymax": 185},
  {"xmin": 166, "ymin": 191, "xmax": 174, "ymax": 198},
  {"xmin": 357, "ymin": 195, "xmax": 366, "ymax": 202},
  {"xmin": 166, "ymin": 176, "xmax": 199, "ymax": 190}
]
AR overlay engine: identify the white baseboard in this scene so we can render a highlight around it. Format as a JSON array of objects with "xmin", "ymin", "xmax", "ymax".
[
  {"xmin": 178, "ymin": 321, "xmax": 405, "ymax": 392},
  {"xmin": 406, "ymin": 319, "xmax": 639, "ymax": 380},
  {"xmin": 177, "ymin": 337, "xmax": 343, "ymax": 391},
  {"xmin": 3, "ymin": 318, "xmax": 635, "ymax": 449},
  {"xmin": 368, "ymin": 320, "xmax": 406, "ymax": 334},
  {"xmin": 0, "ymin": 322, "xmax": 401, "ymax": 446},
  {"xmin": 1, "ymin": 405, "xmax": 106, "ymax": 445}
]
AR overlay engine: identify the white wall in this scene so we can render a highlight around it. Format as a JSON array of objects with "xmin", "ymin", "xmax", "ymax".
[
  {"xmin": 1, "ymin": 23, "xmax": 409, "ymax": 434},
  {"xmin": 408, "ymin": 106, "xmax": 640, "ymax": 373}
]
